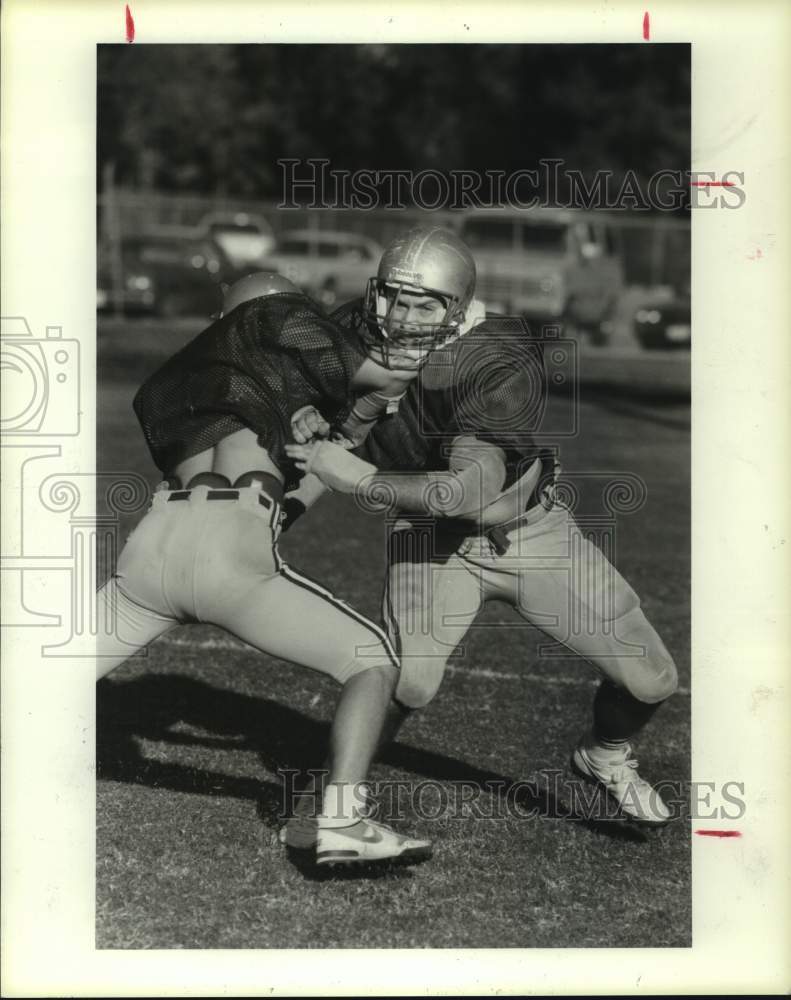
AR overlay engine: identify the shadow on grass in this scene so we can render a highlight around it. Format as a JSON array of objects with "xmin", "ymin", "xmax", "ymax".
[
  {"xmin": 284, "ymin": 847, "xmax": 424, "ymax": 883},
  {"xmin": 97, "ymin": 672, "xmax": 649, "ymax": 856}
]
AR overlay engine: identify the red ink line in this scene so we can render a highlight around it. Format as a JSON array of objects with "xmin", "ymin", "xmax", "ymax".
[
  {"xmin": 643, "ymin": 12, "xmax": 650, "ymax": 40},
  {"xmin": 125, "ymin": 4, "xmax": 135, "ymax": 43},
  {"xmin": 689, "ymin": 181, "xmax": 735, "ymax": 187},
  {"xmin": 696, "ymin": 830, "xmax": 742, "ymax": 838}
]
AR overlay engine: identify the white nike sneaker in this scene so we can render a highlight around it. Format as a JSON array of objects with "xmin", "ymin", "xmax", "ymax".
[
  {"xmin": 316, "ymin": 817, "xmax": 432, "ymax": 867},
  {"xmin": 571, "ymin": 743, "xmax": 671, "ymax": 826}
]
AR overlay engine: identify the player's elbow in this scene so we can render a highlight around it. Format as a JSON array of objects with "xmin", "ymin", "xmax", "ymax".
[
  {"xmin": 423, "ymin": 471, "xmax": 487, "ymax": 519},
  {"xmin": 454, "ymin": 480, "xmax": 500, "ymax": 518},
  {"xmin": 442, "ymin": 459, "xmax": 505, "ymax": 518}
]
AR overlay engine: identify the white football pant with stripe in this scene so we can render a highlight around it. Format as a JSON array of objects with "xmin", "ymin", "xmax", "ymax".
[{"xmin": 95, "ymin": 485, "xmax": 398, "ymax": 682}]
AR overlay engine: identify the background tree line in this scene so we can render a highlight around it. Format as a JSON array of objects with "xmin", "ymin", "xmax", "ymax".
[{"xmin": 98, "ymin": 43, "xmax": 689, "ymax": 210}]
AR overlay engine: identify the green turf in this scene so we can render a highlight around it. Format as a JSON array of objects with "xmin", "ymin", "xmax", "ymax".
[{"xmin": 96, "ymin": 318, "xmax": 691, "ymax": 949}]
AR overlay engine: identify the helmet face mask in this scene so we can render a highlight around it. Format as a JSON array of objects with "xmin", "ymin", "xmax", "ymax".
[
  {"xmin": 361, "ymin": 227, "xmax": 476, "ymax": 371},
  {"xmin": 361, "ymin": 278, "xmax": 465, "ymax": 369}
]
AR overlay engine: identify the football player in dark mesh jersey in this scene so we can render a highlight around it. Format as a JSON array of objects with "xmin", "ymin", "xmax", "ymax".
[
  {"xmin": 285, "ymin": 226, "xmax": 679, "ymax": 834},
  {"xmin": 95, "ymin": 271, "xmax": 437, "ymax": 868}
]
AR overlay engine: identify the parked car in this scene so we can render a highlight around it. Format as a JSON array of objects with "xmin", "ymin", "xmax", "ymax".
[
  {"xmin": 633, "ymin": 291, "xmax": 691, "ymax": 350},
  {"xmin": 457, "ymin": 209, "xmax": 625, "ymax": 342},
  {"xmin": 197, "ymin": 211, "xmax": 276, "ymax": 269},
  {"xmin": 97, "ymin": 234, "xmax": 243, "ymax": 317},
  {"xmin": 264, "ymin": 230, "xmax": 384, "ymax": 308}
]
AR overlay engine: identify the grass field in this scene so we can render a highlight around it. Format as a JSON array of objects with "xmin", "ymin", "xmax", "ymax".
[{"xmin": 96, "ymin": 317, "xmax": 691, "ymax": 949}]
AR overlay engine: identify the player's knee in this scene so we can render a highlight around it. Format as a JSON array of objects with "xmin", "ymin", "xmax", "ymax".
[
  {"xmin": 605, "ymin": 603, "xmax": 678, "ymax": 704},
  {"xmin": 338, "ymin": 657, "xmax": 399, "ymax": 692},
  {"xmin": 395, "ymin": 659, "xmax": 446, "ymax": 709},
  {"xmin": 649, "ymin": 648, "xmax": 678, "ymax": 702},
  {"xmin": 623, "ymin": 641, "xmax": 678, "ymax": 704}
]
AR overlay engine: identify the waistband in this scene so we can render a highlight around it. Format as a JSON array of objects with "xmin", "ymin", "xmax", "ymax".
[
  {"xmin": 161, "ymin": 470, "xmax": 284, "ymax": 502},
  {"xmin": 162, "ymin": 488, "xmax": 279, "ymax": 512},
  {"xmin": 484, "ymin": 501, "xmax": 552, "ymax": 555},
  {"xmin": 483, "ymin": 451, "xmax": 560, "ymax": 554},
  {"xmin": 153, "ymin": 470, "xmax": 283, "ymax": 520}
]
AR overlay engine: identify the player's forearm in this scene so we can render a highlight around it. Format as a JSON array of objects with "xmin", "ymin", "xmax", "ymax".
[
  {"xmin": 281, "ymin": 473, "xmax": 327, "ymax": 531},
  {"xmin": 285, "ymin": 437, "xmax": 506, "ymax": 519},
  {"xmin": 355, "ymin": 467, "xmax": 490, "ymax": 519},
  {"xmin": 340, "ymin": 389, "xmax": 407, "ymax": 447}
]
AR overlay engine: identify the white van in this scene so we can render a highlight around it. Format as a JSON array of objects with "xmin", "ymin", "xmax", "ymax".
[{"xmin": 458, "ymin": 209, "xmax": 624, "ymax": 341}]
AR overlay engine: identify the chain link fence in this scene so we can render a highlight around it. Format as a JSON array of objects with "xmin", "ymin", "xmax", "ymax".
[
  {"xmin": 99, "ymin": 187, "xmax": 689, "ymax": 286},
  {"xmin": 98, "ymin": 186, "xmax": 690, "ymax": 374}
]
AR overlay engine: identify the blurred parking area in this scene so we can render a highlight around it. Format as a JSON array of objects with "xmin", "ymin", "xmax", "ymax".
[{"xmin": 98, "ymin": 186, "xmax": 690, "ymax": 394}]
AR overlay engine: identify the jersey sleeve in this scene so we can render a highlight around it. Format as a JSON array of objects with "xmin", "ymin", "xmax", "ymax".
[
  {"xmin": 284, "ymin": 313, "xmax": 364, "ymax": 402},
  {"xmin": 132, "ymin": 292, "xmax": 367, "ymax": 482},
  {"xmin": 238, "ymin": 296, "xmax": 367, "ymax": 460}
]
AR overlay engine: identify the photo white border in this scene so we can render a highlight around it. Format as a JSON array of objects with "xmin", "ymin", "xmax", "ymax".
[{"xmin": 2, "ymin": 0, "xmax": 789, "ymax": 995}]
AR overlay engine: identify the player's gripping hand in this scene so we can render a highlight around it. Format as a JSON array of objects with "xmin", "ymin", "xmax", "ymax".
[
  {"xmin": 290, "ymin": 405, "xmax": 331, "ymax": 444},
  {"xmin": 285, "ymin": 441, "xmax": 376, "ymax": 494}
]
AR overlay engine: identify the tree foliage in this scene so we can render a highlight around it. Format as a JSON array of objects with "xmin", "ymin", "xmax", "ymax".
[{"xmin": 98, "ymin": 44, "xmax": 689, "ymax": 201}]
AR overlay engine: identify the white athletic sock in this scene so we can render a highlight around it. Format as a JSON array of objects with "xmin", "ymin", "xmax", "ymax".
[{"xmin": 318, "ymin": 782, "xmax": 368, "ymax": 828}]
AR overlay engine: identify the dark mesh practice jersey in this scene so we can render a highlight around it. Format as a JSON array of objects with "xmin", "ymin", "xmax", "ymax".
[
  {"xmin": 134, "ymin": 293, "xmax": 366, "ymax": 478},
  {"xmin": 333, "ymin": 300, "xmax": 547, "ymax": 489}
]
